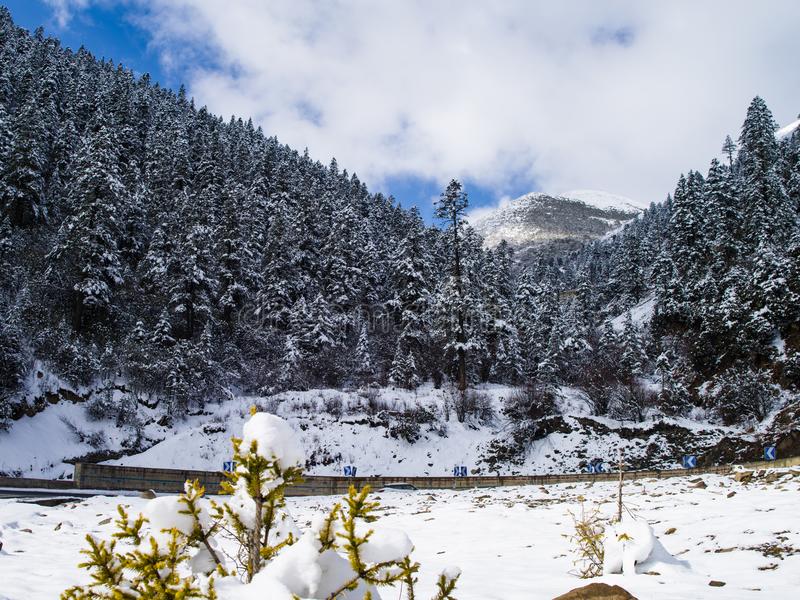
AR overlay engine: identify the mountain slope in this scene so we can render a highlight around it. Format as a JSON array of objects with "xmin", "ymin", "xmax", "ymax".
[{"xmin": 469, "ymin": 190, "xmax": 644, "ymax": 249}]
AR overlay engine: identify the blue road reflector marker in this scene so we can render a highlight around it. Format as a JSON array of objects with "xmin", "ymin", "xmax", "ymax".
[
  {"xmin": 223, "ymin": 461, "xmax": 236, "ymax": 473},
  {"xmin": 453, "ymin": 465, "xmax": 467, "ymax": 477},
  {"xmin": 343, "ymin": 465, "xmax": 357, "ymax": 477},
  {"xmin": 765, "ymin": 446, "xmax": 777, "ymax": 461},
  {"xmin": 682, "ymin": 455, "xmax": 697, "ymax": 469}
]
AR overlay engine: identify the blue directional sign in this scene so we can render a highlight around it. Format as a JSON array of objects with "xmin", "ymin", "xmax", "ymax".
[
  {"xmin": 343, "ymin": 465, "xmax": 357, "ymax": 477},
  {"xmin": 764, "ymin": 446, "xmax": 777, "ymax": 461},
  {"xmin": 682, "ymin": 455, "xmax": 697, "ymax": 469},
  {"xmin": 453, "ymin": 465, "xmax": 468, "ymax": 477},
  {"xmin": 223, "ymin": 461, "xmax": 236, "ymax": 473},
  {"xmin": 595, "ymin": 463, "xmax": 605, "ymax": 473}
]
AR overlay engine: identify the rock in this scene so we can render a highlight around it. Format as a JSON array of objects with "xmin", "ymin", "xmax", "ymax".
[
  {"xmin": 553, "ymin": 583, "xmax": 638, "ymax": 600},
  {"xmin": 734, "ymin": 470, "xmax": 753, "ymax": 483},
  {"xmin": 664, "ymin": 527, "xmax": 677, "ymax": 535},
  {"xmin": 691, "ymin": 480, "xmax": 707, "ymax": 489},
  {"xmin": 763, "ymin": 472, "xmax": 779, "ymax": 483},
  {"xmin": 139, "ymin": 489, "xmax": 157, "ymax": 499},
  {"xmin": 727, "ymin": 491, "xmax": 736, "ymax": 498},
  {"xmin": 20, "ymin": 528, "xmax": 32, "ymax": 533},
  {"xmin": 98, "ymin": 518, "xmax": 112, "ymax": 525},
  {"xmin": 54, "ymin": 522, "xmax": 62, "ymax": 531},
  {"xmin": 708, "ymin": 580, "xmax": 726, "ymax": 587}
]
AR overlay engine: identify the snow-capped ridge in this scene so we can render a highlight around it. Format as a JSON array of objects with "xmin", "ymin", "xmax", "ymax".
[
  {"xmin": 777, "ymin": 118, "xmax": 800, "ymax": 140},
  {"xmin": 559, "ymin": 189, "xmax": 647, "ymax": 212},
  {"xmin": 469, "ymin": 189, "xmax": 643, "ymax": 249}
]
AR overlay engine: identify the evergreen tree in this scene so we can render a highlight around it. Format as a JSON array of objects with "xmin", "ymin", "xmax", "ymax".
[
  {"xmin": 46, "ymin": 115, "xmax": 125, "ymax": 331},
  {"xmin": 3, "ymin": 93, "xmax": 46, "ymax": 225},
  {"xmin": 433, "ymin": 179, "xmax": 469, "ymax": 391}
]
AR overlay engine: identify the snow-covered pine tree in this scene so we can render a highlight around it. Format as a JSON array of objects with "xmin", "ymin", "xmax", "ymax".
[
  {"xmin": 46, "ymin": 112, "xmax": 126, "ymax": 332},
  {"xmin": 433, "ymin": 179, "xmax": 470, "ymax": 391},
  {"xmin": 389, "ymin": 208, "xmax": 431, "ymax": 388}
]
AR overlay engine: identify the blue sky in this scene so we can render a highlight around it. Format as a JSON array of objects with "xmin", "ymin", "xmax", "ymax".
[{"xmin": 5, "ymin": 1, "xmax": 800, "ymax": 223}]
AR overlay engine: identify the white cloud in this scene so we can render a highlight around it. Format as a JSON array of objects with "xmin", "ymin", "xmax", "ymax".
[
  {"xmin": 53, "ymin": 1, "xmax": 800, "ymax": 206},
  {"xmin": 43, "ymin": 0, "xmax": 90, "ymax": 27}
]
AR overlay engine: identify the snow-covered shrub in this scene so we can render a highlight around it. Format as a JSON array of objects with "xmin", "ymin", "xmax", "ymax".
[
  {"xmin": 322, "ymin": 394, "xmax": 344, "ymax": 418},
  {"xmin": 782, "ymin": 349, "xmax": 800, "ymax": 390},
  {"xmin": 62, "ymin": 410, "xmax": 461, "ymax": 600},
  {"xmin": 452, "ymin": 388, "xmax": 495, "ymax": 423},
  {"xmin": 60, "ymin": 417, "xmax": 107, "ymax": 450},
  {"xmin": 608, "ymin": 384, "xmax": 655, "ymax": 423},
  {"xmin": 38, "ymin": 324, "xmax": 102, "ymax": 387},
  {"xmin": 84, "ymin": 390, "xmax": 138, "ymax": 426},
  {"xmin": 709, "ymin": 365, "xmax": 779, "ymax": 425},
  {"xmin": 503, "ymin": 386, "xmax": 557, "ymax": 421}
]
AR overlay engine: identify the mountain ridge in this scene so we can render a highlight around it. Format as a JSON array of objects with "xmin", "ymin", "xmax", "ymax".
[{"xmin": 468, "ymin": 189, "xmax": 643, "ymax": 249}]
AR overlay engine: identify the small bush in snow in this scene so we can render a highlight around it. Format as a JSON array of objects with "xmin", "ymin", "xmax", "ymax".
[
  {"xmin": 322, "ymin": 394, "xmax": 343, "ymax": 418},
  {"xmin": 565, "ymin": 498, "xmax": 605, "ymax": 578},
  {"xmin": 607, "ymin": 384, "xmax": 655, "ymax": 423},
  {"xmin": 451, "ymin": 388, "xmax": 495, "ymax": 424},
  {"xmin": 503, "ymin": 386, "xmax": 557, "ymax": 422},
  {"xmin": 62, "ymin": 409, "xmax": 461, "ymax": 600}
]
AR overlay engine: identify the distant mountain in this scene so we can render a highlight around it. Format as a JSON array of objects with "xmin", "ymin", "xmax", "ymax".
[
  {"xmin": 777, "ymin": 117, "xmax": 800, "ymax": 140},
  {"xmin": 468, "ymin": 189, "xmax": 645, "ymax": 249}
]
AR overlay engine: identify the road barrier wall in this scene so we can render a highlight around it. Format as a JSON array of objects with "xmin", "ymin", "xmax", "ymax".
[
  {"xmin": 0, "ymin": 476, "xmax": 76, "ymax": 490},
  {"xmin": 68, "ymin": 455, "xmax": 800, "ymax": 496}
]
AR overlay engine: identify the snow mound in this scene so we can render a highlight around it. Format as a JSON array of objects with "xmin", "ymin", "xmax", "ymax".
[
  {"xmin": 603, "ymin": 518, "xmax": 693, "ymax": 577},
  {"xmin": 638, "ymin": 537, "xmax": 693, "ymax": 577},
  {"xmin": 603, "ymin": 519, "xmax": 656, "ymax": 575},
  {"xmin": 560, "ymin": 189, "xmax": 646, "ymax": 212},
  {"xmin": 359, "ymin": 527, "xmax": 414, "ymax": 564},
  {"xmin": 241, "ymin": 412, "xmax": 305, "ymax": 468},
  {"xmin": 144, "ymin": 495, "xmax": 197, "ymax": 538}
]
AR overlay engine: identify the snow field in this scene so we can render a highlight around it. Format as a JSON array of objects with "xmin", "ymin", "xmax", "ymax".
[{"xmin": 1, "ymin": 469, "xmax": 799, "ymax": 599}]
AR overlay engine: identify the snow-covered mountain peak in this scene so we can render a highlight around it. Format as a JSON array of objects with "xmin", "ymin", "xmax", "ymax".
[
  {"xmin": 559, "ymin": 189, "xmax": 647, "ymax": 212},
  {"xmin": 469, "ymin": 189, "xmax": 643, "ymax": 249}
]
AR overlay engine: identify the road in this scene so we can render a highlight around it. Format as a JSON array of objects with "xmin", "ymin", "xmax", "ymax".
[{"xmin": 0, "ymin": 487, "xmax": 133, "ymax": 501}]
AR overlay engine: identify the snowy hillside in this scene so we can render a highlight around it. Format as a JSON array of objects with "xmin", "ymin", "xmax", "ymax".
[
  {"xmin": 468, "ymin": 190, "xmax": 643, "ymax": 249},
  {"xmin": 0, "ymin": 383, "xmax": 778, "ymax": 480}
]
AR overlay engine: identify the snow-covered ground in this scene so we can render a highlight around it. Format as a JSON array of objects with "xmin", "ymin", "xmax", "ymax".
[
  {"xmin": 0, "ymin": 384, "xmax": 743, "ymax": 480},
  {"xmin": 1, "ymin": 468, "xmax": 798, "ymax": 599},
  {"xmin": 610, "ymin": 296, "xmax": 656, "ymax": 332}
]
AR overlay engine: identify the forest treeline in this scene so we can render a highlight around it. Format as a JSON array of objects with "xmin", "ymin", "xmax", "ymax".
[{"xmin": 0, "ymin": 9, "xmax": 798, "ymax": 429}]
